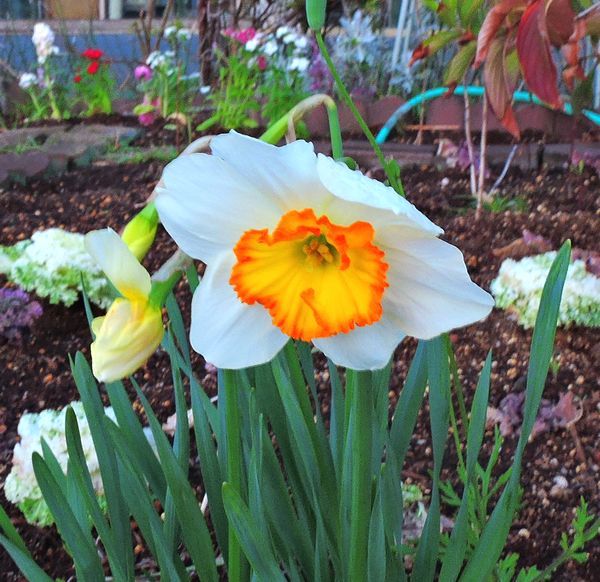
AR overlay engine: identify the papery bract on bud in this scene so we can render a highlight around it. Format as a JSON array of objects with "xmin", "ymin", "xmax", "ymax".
[
  {"xmin": 156, "ymin": 132, "xmax": 494, "ymax": 370},
  {"xmin": 85, "ymin": 229, "xmax": 163, "ymax": 382}
]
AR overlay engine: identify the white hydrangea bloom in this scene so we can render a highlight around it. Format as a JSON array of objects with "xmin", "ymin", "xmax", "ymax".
[
  {"xmin": 491, "ymin": 252, "xmax": 600, "ymax": 328},
  {"xmin": 282, "ymin": 32, "xmax": 297, "ymax": 45},
  {"xmin": 18, "ymin": 72, "xmax": 38, "ymax": 90},
  {"xmin": 4, "ymin": 402, "xmax": 115, "ymax": 526},
  {"xmin": 5, "ymin": 228, "xmax": 112, "ymax": 308}
]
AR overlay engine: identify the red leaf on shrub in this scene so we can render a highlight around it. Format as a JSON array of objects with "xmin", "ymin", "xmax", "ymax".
[
  {"xmin": 484, "ymin": 37, "xmax": 520, "ymax": 138},
  {"xmin": 475, "ymin": 0, "xmax": 524, "ymax": 67},
  {"xmin": 410, "ymin": 43, "xmax": 429, "ymax": 66},
  {"xmin": 516, "ymin": 0, "xmax": 562, "ymax": 108},
  {"xmin": 546, "ymin": 0, "xmax": 575, "ymax": 46}
]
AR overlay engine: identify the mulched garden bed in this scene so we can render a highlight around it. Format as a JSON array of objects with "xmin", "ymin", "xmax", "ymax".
[{"xmin": 0, "ymin": 138, "xmax": 598, "ymax": 580}]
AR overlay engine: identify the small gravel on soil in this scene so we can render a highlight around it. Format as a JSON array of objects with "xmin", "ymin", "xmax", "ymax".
[{"xmin": 0, "ymin": 135, "xmax": 598, "ymax": 580}]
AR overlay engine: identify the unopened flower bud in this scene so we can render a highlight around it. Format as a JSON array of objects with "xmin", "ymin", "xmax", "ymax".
[
  {"xmin": 121, "ymin": 203, "xmax": 159, "ymax": 261},
  {"xmin": 306, "ymin": 0, "xmax": 326, "ymax": 30}
]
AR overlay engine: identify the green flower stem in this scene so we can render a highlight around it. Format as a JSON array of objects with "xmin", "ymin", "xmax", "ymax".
[
  {"xmin": 315, "ymin": 32, "xmax": 405, "ymax": 195},
  {"xmin": 148, "ymin": 250, "xmax": 192, "ymax": 308},
  {"xmin": 348, "ymin": 370, "xmax": 372, "ymax": 582},
  {"xmin": 28, "ymin": 90, "xmax": 44, "ymax": 119},
  {"xmin": 259, "ymin": 94, "xmax": 343, "ymax": 159},
  {"xmin": 223, "ymin": 369, "xmax": 243, "ymax": 582}
]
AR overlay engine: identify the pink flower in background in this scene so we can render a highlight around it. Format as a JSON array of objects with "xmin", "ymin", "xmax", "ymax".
[
  {"xmin": 257, "ymin": 55, "xmax": 267, "ymax": 71},
  {"xmin": 138, "ymin": 97, "xmax": 161, "ymax": 126},
  {"xmin": 222, "ymin": 27, "xmax": 256, "ymax": 44},
  {"xmin": 134, "ymin": 64, "xmax": 153, "ymax": 81}
]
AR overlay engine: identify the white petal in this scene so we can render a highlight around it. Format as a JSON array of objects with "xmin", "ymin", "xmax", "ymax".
[
  {"xmin": 210, "ymin": 131, "xmax": 331, "ymax": 211},
  {"xmin": 85, "ymin": 229, "xmax": 151, "ymax": 297},
  {"xmin": 190, "ymin": 252, "xmax": 288, "ymax": 369},
  {"xmin": 317, "ymin": 154, "xmax": 442, "ymax": 235},
  {"xmin": 313, "ymin": 317, "xmax": 405, "ymax": 370},
  {"xmin": 383, "ymin": 237, "xmax": 494, "ymax": 339},
  {"xmin": 156, "ymin": 153, "xmax": 282, "ymax": 262}
]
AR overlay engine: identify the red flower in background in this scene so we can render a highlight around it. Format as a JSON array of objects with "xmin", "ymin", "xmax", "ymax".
[
  {"xmin": 74, "ymin": 74, "xmax": 82, "ymax": 83},
  {"xmin": 82, "ymin": 48, "xmax": 103, "ymax": 60},
  {"xmin": 257, "ymin": 55, "xmax": 267, "ymax": 71},
  {"xmin": 87, "ymin": 60, "xmax": 100, "ymax": 75}
]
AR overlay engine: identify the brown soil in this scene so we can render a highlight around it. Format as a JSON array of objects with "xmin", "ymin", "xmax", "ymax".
[{"xmin": 0, "ymin": 137, "xmax": 598, "ymax": 580}]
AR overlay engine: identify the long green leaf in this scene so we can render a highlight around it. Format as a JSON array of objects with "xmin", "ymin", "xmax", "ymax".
[
  {"xmin": 64, "ymin": 407, "xmax": 127, "ymax": 581},
  {"xmin": 105, "ymin": 381, "xmax": 167, "ymax": 502},
  {"xmin": 368, "ymin": 484, "xmax": 386, "ymax": 582},
  {"xmin": 70, "ymin": 352, "xmax": 134, "ymax": 579},
  {"xmin": 389, "ymin": 341, "xmax": 428, "ymax": 466},
  {"xmin": 0, "ymin": 534, "xmax": 53, "ymax": 582},
  {"xmin": 460, "ymin": 242, "xmax": 571, "ymax": 581},
  {"xmin": 134, "ymin": 384, "xmax": 218, "ymax": 582},
  {"xmin": 0, "ymin": 502, "xmax": 28, "ymax": 555},
  {"xmin": 439, "ymin": 351, "xmax": 492, "ymax": 581},
  {"xmin": 413, "ymin": 336, "xmax": 451, "ymax": 582},
  {"xmin": 222, "ymin": 483, "xmax": 286, "ymax": 581},
  {"xmin": 190, "ymin": 378, "xmax": 229, "ymax": 561},
  {"xmin": 32, "ymin": 453, "xmax": 104, "ymax": 582}
]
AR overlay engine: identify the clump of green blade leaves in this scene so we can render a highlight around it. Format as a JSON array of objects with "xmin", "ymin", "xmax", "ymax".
[{"xmin": 4, "ymin": 242, "xmax": 572, "ymax": 580}]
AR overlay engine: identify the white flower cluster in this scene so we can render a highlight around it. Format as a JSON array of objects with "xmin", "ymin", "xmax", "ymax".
[
  {"xmin": 164, "ymin": 25, "xmax": 192, "ymax": 42},
  {"xmin": 0, "ymin": 229, "xmax": 113, "ymax": 309},
  {"xmin": 146, "ymin": 50, "xmax": 169, "ymax": 70},
  {"xmin": 18, "ymin": 72, "xmax": 38, "ymax": 90},
  {"xmin": 491, "ymin": 252, "xmax": 600, "ymax": 329},
  {"xmin": 32, "ymin": 22, "xmax": 60, "ymax": 65},
  {"xmin": 4, "ymin": 402, "xmax": 116, "ymax": 526},
  {"xmin": 246, "ymin": 27, "xmax": 311, "ymax": 74}
]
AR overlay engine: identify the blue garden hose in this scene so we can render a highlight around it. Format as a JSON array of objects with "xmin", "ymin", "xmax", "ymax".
[{"xmin": 375, "ymin": 85, "xmax": 600, "ymax": 144}]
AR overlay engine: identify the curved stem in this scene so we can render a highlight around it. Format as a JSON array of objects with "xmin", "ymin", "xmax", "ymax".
[{"xmin": 315, "ymin": 32, "xmax": 404, "ymax": 196}]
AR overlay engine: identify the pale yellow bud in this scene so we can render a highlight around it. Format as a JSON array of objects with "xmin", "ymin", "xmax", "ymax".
[{"xmin": 90, "ymin": 297, "xmax": 163, "ymax": 383}]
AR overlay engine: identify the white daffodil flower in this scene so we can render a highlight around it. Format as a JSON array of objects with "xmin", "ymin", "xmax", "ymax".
[
  {"xmin": 85, "ymin": 229, "xmax": 163, "ymax": 382},
  {"xmin": 155, "ymin": 132, "xmax": 493, "ymax": 370}
]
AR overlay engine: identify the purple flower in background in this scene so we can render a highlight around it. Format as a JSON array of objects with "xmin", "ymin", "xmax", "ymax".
[
  {"xmin": 0, "ymin": 287, "xmax": 43, "ymax": 342},
  {"xmin": 134, "ymin": 64, "xmax": 153, "ymax": 81}
]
